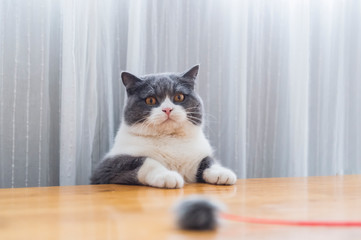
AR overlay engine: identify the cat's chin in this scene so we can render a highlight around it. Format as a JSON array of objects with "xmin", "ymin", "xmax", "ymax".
[
  {"xmin": 151, "ymin": 120, "xmax": 184, "ymax": 135},
  {"xmin": 160, "ymin": 118, "xmax": 177, "ymax": 125}
]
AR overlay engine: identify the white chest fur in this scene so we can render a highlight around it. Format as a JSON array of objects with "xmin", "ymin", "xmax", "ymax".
[{"xmin": 107, "ymin": 123, "xmax": 213, "ymax": 182}]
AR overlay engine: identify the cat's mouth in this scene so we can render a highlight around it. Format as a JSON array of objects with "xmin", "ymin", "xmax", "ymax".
[
  {"xmin": 158, "ymin": 114, "xmax": 184, "ymax": 126},
  {"xmin": 161, "ymin": 116, "xmax": 175, "ymax": 123}
]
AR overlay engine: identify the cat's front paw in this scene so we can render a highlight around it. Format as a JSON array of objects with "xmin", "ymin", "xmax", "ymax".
[
  {"xmin": 147, "ymin": 171, "xmax": 184, "ymax": 189},
  {"xmin": 203, "ymin": 165, "xmax": 237, "ymax": 185}
]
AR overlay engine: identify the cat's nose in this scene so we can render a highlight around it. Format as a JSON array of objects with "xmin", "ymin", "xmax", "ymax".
[{"xmin": 162, "ymin": 107, "xmax": 173, "ymax": 116}]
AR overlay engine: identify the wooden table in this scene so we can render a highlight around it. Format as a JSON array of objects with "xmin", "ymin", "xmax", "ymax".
[{"xmin": 1, "ymin": 175, "xmax": 361, "ymax": 240}]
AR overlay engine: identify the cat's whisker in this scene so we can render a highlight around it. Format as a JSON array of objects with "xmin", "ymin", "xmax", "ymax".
[
  {"xmin": 187, "ymin": 116, "xmax": 201, "ymax": 120},
  {"xmin": 140, "ymin": 120, "xmax": 153, "ymax": 132},
  {"xmin": 185, "ymin": 107, "xmax": 201, "ymax": 110},
  {"xmin": 185, "ymin": 112, "xmax": 203, "ymax": 114},
  {"xmin": 132, "ymin": 112, "xmax": 152, "ymax": 124},
  {"xmin": 132, "ymin": 118, "xmax": 149, "ymax": 127},
  {"xmin": 186, "ymin": 116, "xmax": 202, "ymax": 124},
  {"xmin": 132, "ymin": 111, "xmax": 154, "ymax": 127},
  {"xmin": 133, "ymin": 118, "xmax": 147, "ymax": 125},
  {"xmin": 134, "ymin": 116, "xmax": 151, "ymax": 129},
  {"xmin": 186, "ymin": 114, "xmax": 201, "ymax": 118},
  {"xmin": 186, "ymin": 118, "xmax": 202, "ymax": 123},
  {"xmin": 187, "ymin": 118, "xmax": 202, "ymax": 123},
  {"xmin": 185, "ymin": 110, "xmax": 197, "ymax": 113},
  {"xmin": 186, "ymin": 114, "xmax": 202, "ymax": 118}
]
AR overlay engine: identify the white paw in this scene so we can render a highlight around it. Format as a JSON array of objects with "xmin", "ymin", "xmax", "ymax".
[
  {"xmin": 147, "ymin": 171, "xmax": 184, "ymax": 189},
  {"xmin": 203, "ymin": 166, "xmax": 237, "ymax": 185}
]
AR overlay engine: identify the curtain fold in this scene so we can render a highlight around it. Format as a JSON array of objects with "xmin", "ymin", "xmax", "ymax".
[{"xmin": 0, "ymin": 0, "xmax": 360, "ymax": 188}]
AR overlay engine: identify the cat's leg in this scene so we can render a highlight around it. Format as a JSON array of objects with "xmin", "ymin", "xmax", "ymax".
[
  {"xmin": 91, "ymin": 155, "xmax": 184, "ymax": 188},
  {"xmin": 90, "ymin": 155, "xmax": 145, "ymax": 185},
  {"xmin": 196, "ymin": 156, "xmax": 237, "ymax": 185},
  {"xmin": 137, "ymin": 158, "xmax": 184, "ymax": 189}
]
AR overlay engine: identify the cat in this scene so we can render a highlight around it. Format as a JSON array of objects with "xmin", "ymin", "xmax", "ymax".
[{"xmin": 90, "ymin": 65, "xmax": 237, "ymax": 188}]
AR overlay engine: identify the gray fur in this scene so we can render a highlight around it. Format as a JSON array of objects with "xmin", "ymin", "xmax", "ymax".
[
  {"xmin": 90, "ymin": 155, "xmax": 145, "ymax": 185},
  {"xmin": 174, "ymin": 195, "xmax": 221, "ymax": 230},
  {"xmin": 196, "ymin": 156, "xmax": 215, "ymax": 183},
  {"xmin": 121, "ymin": 66, "xmax": 203, "ymax": 126}
]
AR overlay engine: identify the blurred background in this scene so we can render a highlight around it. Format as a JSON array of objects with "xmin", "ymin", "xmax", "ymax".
[{"xmin": 0, "ymin": 0, "xmax": 360, "ymax": 188}]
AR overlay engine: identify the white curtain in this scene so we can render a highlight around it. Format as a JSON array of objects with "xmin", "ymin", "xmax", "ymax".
[{"xmin": 1, "ymin": 0, "xmax": 360, "ymax": 188}]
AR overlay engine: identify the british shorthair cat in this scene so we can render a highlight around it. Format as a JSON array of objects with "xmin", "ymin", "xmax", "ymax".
[{"xmin": 91, "ymin": 65, "xmax": 237, "ymax": 188}]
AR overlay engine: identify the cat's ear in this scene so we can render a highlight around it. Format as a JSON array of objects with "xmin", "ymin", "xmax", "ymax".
[
  {"xmin": 180, "ymin": 65, "xmax": 199, "ymax": 90},
  {"xmin": 121, "ymin": 72, "xmax": 142, "ymax": 89},
  {"xmin": 182, "ymin": 65, "xmax": 199, "ymax": 80}
]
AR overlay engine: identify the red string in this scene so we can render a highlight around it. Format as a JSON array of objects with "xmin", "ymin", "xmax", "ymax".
[{"xmin": 220, "ymin": 213, "xmax": 361, "ymax": 227}]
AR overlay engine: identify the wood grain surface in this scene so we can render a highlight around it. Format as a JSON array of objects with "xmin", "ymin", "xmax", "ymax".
[{"xmin": 1, "ymin": 175, "xmax": 361, "ymax": 240}]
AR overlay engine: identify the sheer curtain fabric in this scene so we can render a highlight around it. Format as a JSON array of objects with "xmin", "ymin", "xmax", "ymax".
[{"xmin": 0, "ymin": 0, "xmax": 360, "ymax": 188}]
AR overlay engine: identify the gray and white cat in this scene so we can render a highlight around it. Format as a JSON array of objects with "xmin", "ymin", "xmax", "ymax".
[{"xmin": 91, "ymin": 65, "xmax": 237, "ymax": 188}]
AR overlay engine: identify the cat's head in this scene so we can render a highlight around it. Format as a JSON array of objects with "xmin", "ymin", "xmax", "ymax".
[{"xmin": 121, "ymin": 65, "xmax": 203, "ymax": 136}]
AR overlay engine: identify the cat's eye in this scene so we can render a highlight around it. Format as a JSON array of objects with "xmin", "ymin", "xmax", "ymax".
[
  {"xmin": 174, "ymin": 93, "xmax": 185, "ymax": 102},
  {"xmin": 145, "ymin": 97, "xmax": 157, "ymax": 105}
]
